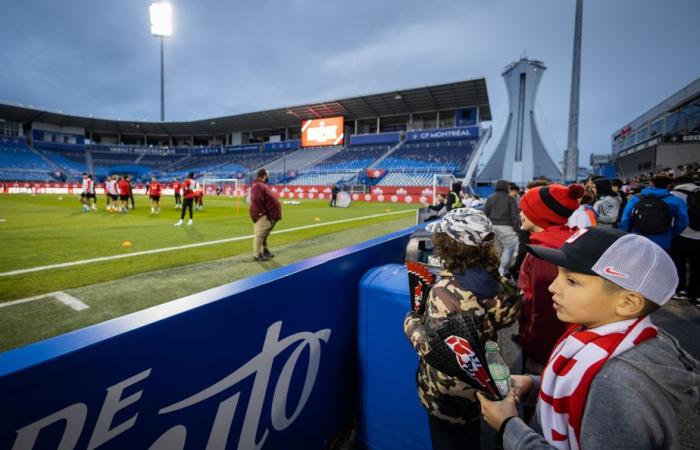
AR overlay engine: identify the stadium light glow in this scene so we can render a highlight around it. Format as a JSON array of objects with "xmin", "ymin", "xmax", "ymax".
[
  {"xmin": 150, "ymin": 2, "xmax": 172, "ymax": 121},
  {"xmin": 149, "ymin": 2, "xmax": 172, "ymax": 37}
]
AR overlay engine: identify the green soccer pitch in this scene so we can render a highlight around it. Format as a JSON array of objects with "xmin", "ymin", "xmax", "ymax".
[{"xmin": 0, "ymin": 193, "xmax": 419, "ymax": 351}]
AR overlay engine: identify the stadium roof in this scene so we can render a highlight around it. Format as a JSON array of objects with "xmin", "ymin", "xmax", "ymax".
[{"xmin": 0, "ymin": 78, "xmax": 491, "ymax": 136}]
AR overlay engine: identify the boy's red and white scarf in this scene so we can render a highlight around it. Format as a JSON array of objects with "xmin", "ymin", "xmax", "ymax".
[{"xmin": 537, "ymin": 316, "xmax": 658, "ymax": 450}]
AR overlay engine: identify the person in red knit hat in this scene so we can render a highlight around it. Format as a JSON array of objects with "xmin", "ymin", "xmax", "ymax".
[{"xmin": 517, "ymin": 183, "xmax": 584, "ymax": 375}]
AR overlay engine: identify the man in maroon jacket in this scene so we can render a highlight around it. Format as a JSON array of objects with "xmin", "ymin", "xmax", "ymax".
[{"xmin": 249, "ymin": 169, "xmax": 282, "ymax": 261}]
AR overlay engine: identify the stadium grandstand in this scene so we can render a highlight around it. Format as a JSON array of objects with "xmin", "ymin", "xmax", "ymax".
[{"xmin": 0, "ymin": 78, "xmax": 491, "ymax": 197}]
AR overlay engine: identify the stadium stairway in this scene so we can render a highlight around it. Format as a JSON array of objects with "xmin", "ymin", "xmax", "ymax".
[
  {"xmin": 85, "ymin": 148, "xmax": 94, "ymax": 175},
  {"xmin": 160, "ymin": 154, "xmax": 191, "ymax": 173},
  {"xmin": 367, "ymin": 140, "xmax": 405, "ymax": 169},
  {"xmin": 28, "ymin": 144, "xmax": 67, "ymax": 179},
  {"xmin": 263, "ymin": 146, "xmax": 343, "ymax": 173}
]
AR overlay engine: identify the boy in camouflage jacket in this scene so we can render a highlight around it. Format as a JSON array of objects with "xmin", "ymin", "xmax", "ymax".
[{"xmin": 404, "ymin": 208, "xmax": 522, "ymax": 449}]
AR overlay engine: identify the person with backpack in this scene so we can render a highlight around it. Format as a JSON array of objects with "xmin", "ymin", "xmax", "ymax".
[
  {"xmin": 618, "ymin": 175, "xmax": 688, "ymax": 250},
  {"xmin": 670, "ymin": 175, "xmax": 700, "ymax": 306}
]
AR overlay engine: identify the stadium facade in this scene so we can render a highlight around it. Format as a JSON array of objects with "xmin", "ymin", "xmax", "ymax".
[
  {"xmin": 612, "ymin": 77, "xmax": 700, "ymax": 178},
  {"xmin": 0, "ymin": 79, "xmax": 493, "ymax": 195},
  {"xmin": 478, "ymin": 58, "xmax": 562, "ymax": 185}
]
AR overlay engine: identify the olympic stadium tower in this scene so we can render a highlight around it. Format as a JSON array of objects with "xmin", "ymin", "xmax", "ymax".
[{"xmin": 479, "ymin": 58, "xmax": 561, "ymax": 184}]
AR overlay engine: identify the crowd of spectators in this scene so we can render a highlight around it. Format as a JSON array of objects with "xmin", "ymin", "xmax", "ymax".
[{"xmin": 408, "ymin": 164, "xmax": 699, "ymax": 449}]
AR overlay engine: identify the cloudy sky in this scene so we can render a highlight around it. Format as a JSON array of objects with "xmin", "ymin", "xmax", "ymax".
[{"xmin": 1, "ymin": 0, "xmax": 698, "ymax": 167}]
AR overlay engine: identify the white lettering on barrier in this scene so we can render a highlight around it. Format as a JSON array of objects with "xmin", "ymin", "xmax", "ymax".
[
  {"xmin": 87, "ymin": 368, "xmax": 152, "ymax": 449},
  {"xmin": 13, "ymin": 404, "xmax": 87, "ymax": 450},
  {"xmin": 11, "ymin": 322, "xmax": 331, "ymax": 450}
]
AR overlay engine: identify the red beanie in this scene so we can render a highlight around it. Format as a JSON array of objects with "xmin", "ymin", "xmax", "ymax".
[{"xmin": 521, "ymin": 183, "xmax": 584, "ymax": 228}]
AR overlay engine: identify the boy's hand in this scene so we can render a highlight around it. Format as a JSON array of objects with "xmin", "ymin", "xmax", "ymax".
[
  {"xmin": 476, "ymin": 390, "xmax": 518, "ymax": 431},
  {"xmin": 510, "ymin": 374, "xmax": 534, "ymax": 396}
]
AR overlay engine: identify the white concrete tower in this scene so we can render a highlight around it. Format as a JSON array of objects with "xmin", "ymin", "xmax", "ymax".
[{"xmin": 479, "ymin": 58, "xmax": 561, "ymax": 185}]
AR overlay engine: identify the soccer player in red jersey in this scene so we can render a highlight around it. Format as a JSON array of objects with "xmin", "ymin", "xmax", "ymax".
[
  {"xmin": 175, "ymin": 172, "xmax": 195, "ymax": 226},
  {"xmin": 172, "ymin": 178, "xmax": 182, "ymax": 209},
  {"xmin": 118, "ymin": 175, "xmax": 130, "ymax": 213},
  {"xmin": 148, "ymin": 176, "xmax": 162, "ymax": 214}
]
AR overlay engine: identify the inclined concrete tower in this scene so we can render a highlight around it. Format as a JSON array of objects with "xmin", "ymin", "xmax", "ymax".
[{"xmin": 479, "ymin": 58, "xmax": 561, "ymax": 185}]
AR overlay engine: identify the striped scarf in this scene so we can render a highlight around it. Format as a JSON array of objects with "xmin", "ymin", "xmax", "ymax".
[{"xmin": 538, "ymin": 316, "xmax": 658, "ymax": 449}]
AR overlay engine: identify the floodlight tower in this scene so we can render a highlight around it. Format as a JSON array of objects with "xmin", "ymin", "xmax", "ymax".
[{"xmin": 150, "ymin": 2, "xmax": 172, "ymax": 121}]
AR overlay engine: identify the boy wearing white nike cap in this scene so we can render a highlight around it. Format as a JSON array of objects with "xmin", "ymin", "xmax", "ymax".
[{"xmin": 476, "ymin": 227, "xmax": 700, "ymax": 450}]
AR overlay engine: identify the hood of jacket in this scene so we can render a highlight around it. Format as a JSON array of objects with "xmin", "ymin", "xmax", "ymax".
[
  {"xmin": 594, "ymin": 179, "xmax": 614, "ymax": 197},
  {"xmin": 640, "ymin": 186, "xmax": 670, "ymax": 197},
  {"xmin": 528, "ymin": 225, "xmax": 574, "ymax": 249},
  {"xmin": 618, "ymin": 329, "xmax": 700, "ymax": 411},
  {"xmin": 450, "ymin": 267, "xmax": 500, "ymax": 299},
  {"xmin": 495, "ymin": 179, "xmax": 509, "ymax": 192}
]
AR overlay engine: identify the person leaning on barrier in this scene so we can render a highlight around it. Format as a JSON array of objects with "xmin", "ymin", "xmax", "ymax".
[
  {"xmin": 424, "ymin": 193, "xmax": 447, "ymax": 220},
  {"xmin": 404, "ymin": 208, "xmax": 522, "ymax": 450},
  {"xmin": 250, "ymin": 168, "xmax": 282, "ymax": 261}
]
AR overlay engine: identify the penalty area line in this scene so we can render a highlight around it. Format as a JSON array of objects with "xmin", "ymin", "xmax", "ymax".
[
  {"xmin": 0, "ymin": 209, "xmax": 415, "ymax": 278},
  {"xmin": 0, "ymin": 291, "xmax": 89, "ymax": 311}
]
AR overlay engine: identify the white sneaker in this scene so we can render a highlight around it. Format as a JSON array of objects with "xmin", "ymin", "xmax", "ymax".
[
  {"xmin": 187, "ymin": 219, "xmax": 193, "ymax": 226},
  {"xmin": 174, "ymin": 220, "xmax": 183, "ymax": 226},
  {"xmin": 150, "ymin": 208, "xmax": 154, "ymax": 214},
  {"xmin": 91, "ymin": 205, "xmax": 97, "ymax": 211}
]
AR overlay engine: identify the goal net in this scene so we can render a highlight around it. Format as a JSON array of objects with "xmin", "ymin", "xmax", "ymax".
[
  {"xmin": 200, "ymin": 177, "xmax": 244, "ymax": 213},
  {"xmin": 432, "ymin": 173, "xmax": 456, "ymax": 204}
]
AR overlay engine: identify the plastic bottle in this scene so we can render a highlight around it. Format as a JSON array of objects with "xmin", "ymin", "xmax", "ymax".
[{"xmin": 485, "ymin": 340, "xmax": 511, "ymax": 397}]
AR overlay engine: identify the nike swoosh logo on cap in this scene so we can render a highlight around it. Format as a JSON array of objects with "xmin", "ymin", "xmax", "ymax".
[{"xmin": 603, "ymin": 266, "xmax": 629, "ymax": 278}]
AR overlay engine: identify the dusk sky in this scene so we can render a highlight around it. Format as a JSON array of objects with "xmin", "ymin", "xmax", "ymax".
[{"xmin": 1, "ymin": 0, "xmax": 698, "ymax": 167}]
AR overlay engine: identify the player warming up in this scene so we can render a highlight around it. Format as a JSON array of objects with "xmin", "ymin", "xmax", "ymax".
[
  {"xmin": 175, "ymin": 172, "xmax": 195, "ymax": 226},
  {"xmin": 172, "ymin": 177, "xmax": 182, "ymax": 209},
  {"xmin": 148, "ymin": 176, "xmax": 162, "ymax": 214}
]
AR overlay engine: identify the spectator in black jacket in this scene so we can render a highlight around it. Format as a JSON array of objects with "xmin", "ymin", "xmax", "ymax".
[
  {"xmin": 425, "ymin": 193, "xmax": 447, "ymax": 220},
  {"xmin": 484, "ymin": 179, "xmax": 520, "ymax": 275}
]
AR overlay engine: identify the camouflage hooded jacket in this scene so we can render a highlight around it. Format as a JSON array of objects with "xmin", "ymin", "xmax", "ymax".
[{"xmin": 403, "ymin": 268, "xmax": 522, "ymax": 424}]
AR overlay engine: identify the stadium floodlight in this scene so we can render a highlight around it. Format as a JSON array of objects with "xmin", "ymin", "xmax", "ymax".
[
  {"xmin": 150, "ymin": 2, "xmax": 172, "ymax": 121},
  {"xmin": 149, "ymin": 2, "xmax": 172, "ymax": 37}
]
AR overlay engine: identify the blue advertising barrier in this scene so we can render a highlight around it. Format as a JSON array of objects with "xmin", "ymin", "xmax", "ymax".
[
  {"xmin": 192, "ymin": 146, "xmax": 222, "ymax": 155},
  {"xmin": 32, "ymin": 130, "xmax": 85, "ymax": 146},
  {"xmin": 225, "ymin": 144, "xmax": 260, "ymax": 153},
  {"xmin": 406, "ymin": 126, "xmax": 479, "ymax": 142},
  {"xmin": 357, "ymin": 264, "xmax": 431, "ymax": 450},
  {"xmin": 1, "ymin": 136, "xmax": 28, "ymax": 147},
  {"xmin": 0, "ymin": 225, "xmax": 420, "ymax": 450},
  {"xmin": 349, "ymin": 132, "xmax": 401, "ymax": 146},
  {"xmin": 263, "ymin": 140, "xmax": 300, "ymax": 152}
]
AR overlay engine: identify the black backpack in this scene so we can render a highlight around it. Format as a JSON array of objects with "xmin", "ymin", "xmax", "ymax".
[
  {"xmin": 675, "ymin": 188, "xmax": 700, "ymax": 231},
  {"xmin": 630, "ymin": 194, "xmax": 671, "ymax": 234}
]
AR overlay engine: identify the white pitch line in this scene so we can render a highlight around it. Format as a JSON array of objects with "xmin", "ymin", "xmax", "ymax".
[
  {"xmin": 0, "ymin": 209, "xmax": 415, "ymax": 277},
  {"xmin": 54, "ymin": 291, "xmax": 90, "ymax": 311},
  {"xmin": 0, "ymin": 291, "xmax": 89, "ymax": 311}
]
